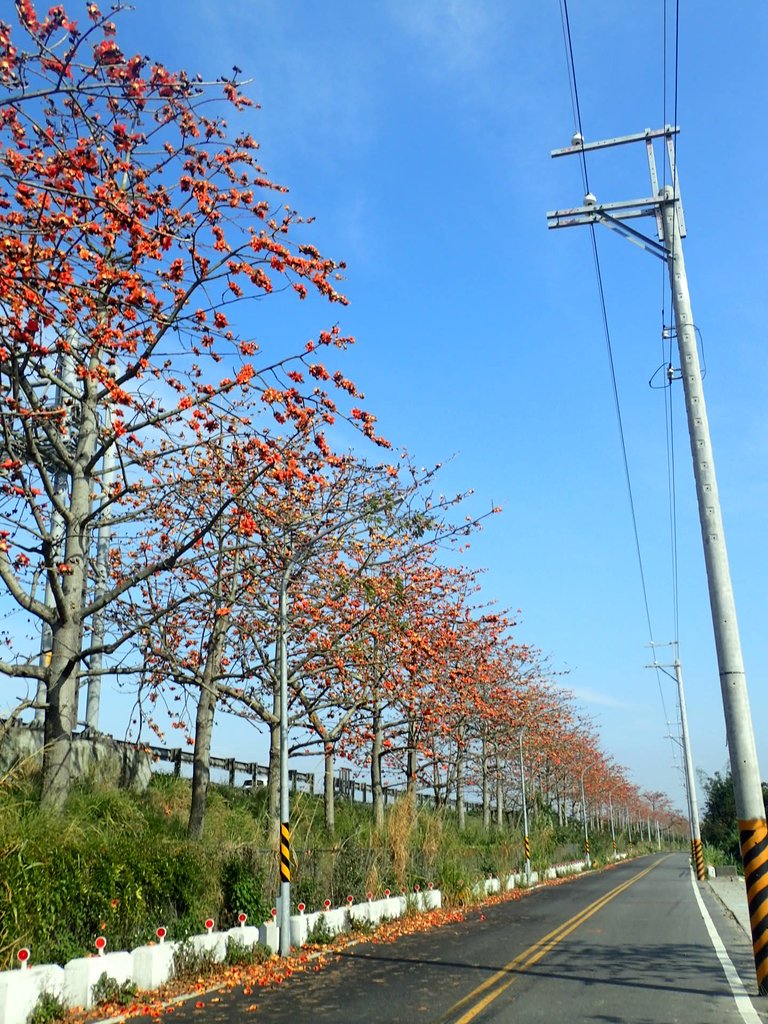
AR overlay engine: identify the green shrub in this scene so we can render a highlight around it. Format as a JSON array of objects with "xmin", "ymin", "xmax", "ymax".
[
  {"xmin": 27, "ymin": 990, "xmax": 68, "ymax": 1024},
  {"xmin": 0, "ymin": 781, "xmax": 215, "ymax": 968},
  {"xmin": 220, "ymin": 855, "xmax": 269, "ymax": 928},
  {"xmin": 347, "ymin": 912, "xmax": 375, "ymax": 936},
  {"xmin": 224, "ymin": 936, "xmax": 271, "ymax": 966},
  {"xmin": 306, "ymin": 914, "xmax": 335, "ymax": 946},
  {"xmin": 171, "ymin": 939, "xmax": 219, "ymax": 983},
  {"xmin": 91, "ymin": 972, "xmax": 138, "ymax": 1007}
]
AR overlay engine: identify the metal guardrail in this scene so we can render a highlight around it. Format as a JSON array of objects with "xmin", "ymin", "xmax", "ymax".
[
  {"xmin": 141, "ymin": 741, "xmax": 315, "ymax": 792},
  {"xmin": 2, "ymin": 718, "xmax": 484, "ymax": 810}
]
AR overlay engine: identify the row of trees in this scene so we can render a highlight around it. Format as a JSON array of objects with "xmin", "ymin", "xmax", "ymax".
[{"xmin": 0, "ymin": 3, "xmax": 679, "ymax": 840}]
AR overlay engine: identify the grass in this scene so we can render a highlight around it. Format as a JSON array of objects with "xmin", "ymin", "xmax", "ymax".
[{"xmin": 0, "ymin": 765, "xmax": 667, "ymax": 970}]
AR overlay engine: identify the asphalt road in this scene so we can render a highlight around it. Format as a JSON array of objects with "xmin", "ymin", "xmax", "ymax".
[{"xmin": 149, "ymin": 854, "xmax": 768, "ymax": 1024}]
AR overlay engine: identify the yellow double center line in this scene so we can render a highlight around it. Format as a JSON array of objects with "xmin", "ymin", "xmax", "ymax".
[{"xmin": 440, "ymin": 858, "xmax": 667, "ymax": 1024}]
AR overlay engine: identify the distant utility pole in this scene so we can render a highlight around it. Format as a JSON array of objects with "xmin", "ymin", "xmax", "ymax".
[
  {"xmin": 646, "ymin": 645, "xmax": 705, "ymax": 881},
  {"xmin": 548, "ymin": 126, "xmax": 768, "ymax": 994},
  {"xmin": 517, "ymin": 729, "xmax": 531, "ymax": 884},
  {"xmin": 580, "ymin": 768, "xmax": 591, "ymax": 869}
]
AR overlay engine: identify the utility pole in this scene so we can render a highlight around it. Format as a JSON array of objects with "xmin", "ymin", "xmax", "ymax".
[
  {"xmin": 548, "ymin": 125, "xmax": 768, "ymax": 994},
  {"xmin": 518, "ymin": 729, "xmax": 531, "ymax": 884},
  {"xmin": 278, "ymin": 564, "xmax": 292, "ymax": 957},
  {"xmin": 608, "ymin": 793, "xmax": 617, "ymax": 859},
  {"xmin": 580, "ymin": 769, "xmax": 591, "ymax": 869},
  {"xmin": 647, "ymin": 646, "xmax": 705, "ymax": 880}
]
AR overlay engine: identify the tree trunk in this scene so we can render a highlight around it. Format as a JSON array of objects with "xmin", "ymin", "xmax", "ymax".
[
  {"xmin": 324, "ymin": 743, "xmax": 335, "ymax": 836},
  {"xmin": 481, "ymin": 732, "xmax": 490, "ymax": 831},
  {"xmin": 187, "ymin": 531, "xmax": 235, "ymax": 841},
  {"xmin": 495, "ymin": 749, "xmax": 504, "ymax": 828},
  {"xmin": 188, "ymin": 676, "xmax": 216, "ymax": 841},
  {"xmin": 371, "ymin": 702, "xmax": 384, "ymax": 832},
  {"xmin": 456, "ymin": 727, "xmax": 466, "ymax": 832},
  {"xmin": 406, "ymin": 715, "xmax": 418, "ymax": 799},
  {"xmin": 41, "ymin": 615, "xmax": 81, "ymax": 811},
  {"xmin": 188, "ymin": 618, "xmax": 227, "ymax": 840},
  {"xmin": 41, "ymin": 435, "xmax": 96, "ymax": 808},
  {"xmin": 39, "ymin": 345, "xmax": 91, "ymax": 811}
]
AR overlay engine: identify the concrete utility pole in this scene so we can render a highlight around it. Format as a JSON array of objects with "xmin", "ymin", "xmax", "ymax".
[
  {"xmin": 647, "ymin": 648, "xmax": 705, "ymax": 880},
  {"xmin": 278, "ymin": 566, "xmax": 292, "ymax": 957},
  {"xmin": 580, "ymin": 769, "xmax": 591, "ymax": 869},
  {"xmin": 518, "ymin": 729, "xmax": 531, "ymax": 883},
  {"xmin": 548, "ymin": 125, "xmax": 768, "ymax": 994},
  {"xmin": 608, "ymin": 794, "xmax": 617, "ymax": 859}
]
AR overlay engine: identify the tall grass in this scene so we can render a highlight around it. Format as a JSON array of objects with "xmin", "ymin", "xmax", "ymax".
[{"xmin": 0, "ymin": 768, "xmax": 669, "ymax": 969}]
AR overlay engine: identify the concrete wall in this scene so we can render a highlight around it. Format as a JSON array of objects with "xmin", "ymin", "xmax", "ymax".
[{"xmin": 0, "ymin": 723, "xmax": 152, "ymax": 791}]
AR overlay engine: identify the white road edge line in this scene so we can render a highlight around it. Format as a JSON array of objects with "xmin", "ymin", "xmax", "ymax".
[{"xmin": 689, "ymin": 867, "xmax": 762, "ymax": 1024}]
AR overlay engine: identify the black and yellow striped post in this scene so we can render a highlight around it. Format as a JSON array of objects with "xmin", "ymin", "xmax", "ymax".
[
  {"xmin": 612, "ymin": 838, "xmax": 617, "ymax": 856},
  {"xmin": 740, "ymin": 818, "xmax": 768, "ymax": 994},
  {"xmin": 280, "ymin": 822, "xmax": 291, "ymax": 883},
  {"xmin": 691, "ymin": 837, "xmax": 705, "ymax": 882},
  {"xmin": 579, "ymin": 769, "xmax": 591, "ymax": 869},
  {"xmin": 518, "ymin": 729, "xmax": 531, "ymax": 883}
]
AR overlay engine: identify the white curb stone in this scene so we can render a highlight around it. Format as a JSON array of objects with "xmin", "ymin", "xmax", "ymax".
[
  {"xmin": 131, "ymin": 941, "xmax": 178, "ymax": 991},
  {"xmin": 64, "ymin": 950, "xmax": 133, "ymax": 1011}
]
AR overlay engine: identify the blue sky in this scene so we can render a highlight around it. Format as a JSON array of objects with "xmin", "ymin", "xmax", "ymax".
[{"xmin": 11, "ymin": 1, "xmax": 768, "ymax": 812}]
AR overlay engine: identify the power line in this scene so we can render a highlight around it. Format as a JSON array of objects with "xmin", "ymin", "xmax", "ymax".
[
  {"xmin": 660, "ymin": 0, "xmax": 682, "ymax": 647},
  {"xmin": 557, "ymin": 0, "xmax": 675, "ymax": 742},
  {"xmin": 559, "ymin": 0, "xmax": 589, "ymax": 195}
]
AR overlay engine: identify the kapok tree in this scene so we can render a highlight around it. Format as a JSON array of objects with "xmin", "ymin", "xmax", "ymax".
[
  {"xmin": 283, "ymin": 469, "xmax": 480, "ymax": 833},
  {"xmin": 0, "ymin": 2, "xmax": 372, "ymax": 809},
  {"xmin": 217, "ymin": 456, "xmax": 466, "ymax": 835},
  {"xmin": 326, "ymin": 478, "xmax": 500, "ymax": 830},
  {"xmin": 110, "ymin": 413, "xmax": 336, "ymax": 840}
]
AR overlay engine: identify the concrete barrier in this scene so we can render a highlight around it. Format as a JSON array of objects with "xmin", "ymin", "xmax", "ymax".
[
  {"xmin": 0, "ymin": 962, "xmax": 72, "ymax": 1024},
  {"xmin": 555, "ymin": 862, "xmax": 583, "ymax": 878},
  {"xmin": 0, "ymin": 968, "xmax": 41, "ymax": 1024},
  {"xmin": 258, "ymin": 921, "xmax": 279, "ymax": 952},
  {"xmin": 64, "ymin": 950, "xmax": 133, "ymax": 1010},
  {"xmin": 289, "ymin": 911, "xmax": 310, "ymax": 948},
  {"xmin": 226, "ymin": 924, "xmax": 262, "ymax": 949},
  {"xmin": 132, "ymin": 942, "xmax": 178, "ymax": 991},
  {"xmin": 28, "ymin": 964, "xmax": 65, "ymax": 1000},
  {"xmin": 190, "ymin": 931, "xmax": 228, "ymax": 960},
  {"xmin": 0, "ymin": 878, "xmax": 456, "ymax": 1023}
]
